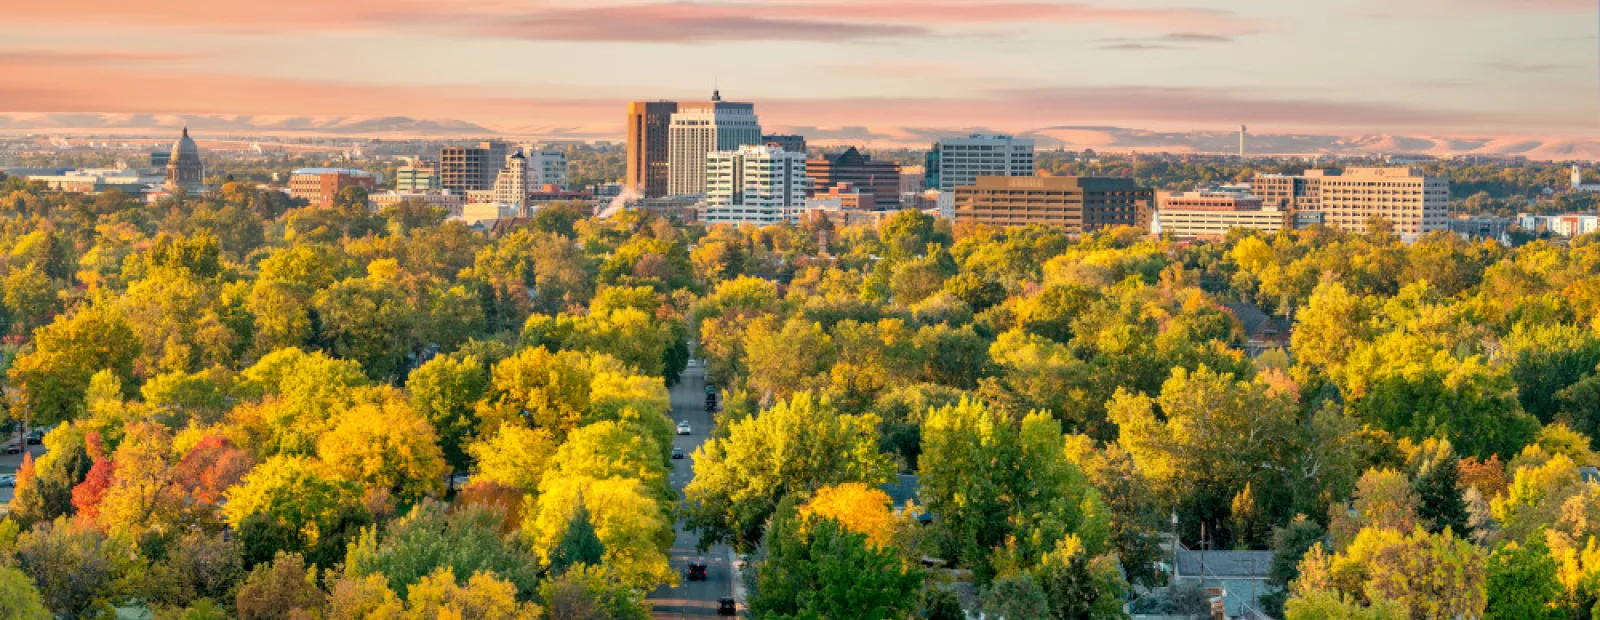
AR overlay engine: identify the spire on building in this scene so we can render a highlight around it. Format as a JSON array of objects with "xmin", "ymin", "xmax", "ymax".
[{"xmin": 712, "ymin": 89, "xmax": 722, "ymax": 102}]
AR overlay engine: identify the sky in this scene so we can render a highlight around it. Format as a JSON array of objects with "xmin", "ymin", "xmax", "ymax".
[{"xmin": 0, "ymin": 0, "xmax": 1595, "ymax": 140}]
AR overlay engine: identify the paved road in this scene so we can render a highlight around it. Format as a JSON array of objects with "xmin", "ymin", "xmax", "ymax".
[
  {"xmin": 648, "ymin": 363, "xmax": 738, "ymax": 618},
  {"xmin": 0, "ymin": 442, "xmax": 45, "ymax": 513}
]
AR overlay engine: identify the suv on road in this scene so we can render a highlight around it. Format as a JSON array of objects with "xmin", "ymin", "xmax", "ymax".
[{"xmin": 687, "ymin": 562, "xmax": 707, "ymax": 581}]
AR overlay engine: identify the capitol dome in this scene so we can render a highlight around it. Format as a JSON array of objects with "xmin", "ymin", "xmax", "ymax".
[{"xmin": 165, "ymin": 127, "xmax": 205, "ymax": 191}]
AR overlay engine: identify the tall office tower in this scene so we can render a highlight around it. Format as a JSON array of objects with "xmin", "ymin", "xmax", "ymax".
[
  {"xmin": 626, "ymin": 101, "xmax": 678, "ymax": 197},
  {"xmin": 1316, "ymin": 167, "xmax": 1448, "ymax": 239},
  {"xmin": 702, "ymin": 145, "xmax": 809, "ymax": 226},
  {"xmin": 667, "ymin": 91, "xmax": 762, "ymax": 197},
  {"xmin": 439, "ymin": 141, "xmax": 508, "ymax": 193},
  {"xmin": 806, "ymin": 147, "xmax": 902, "ymax": 209},
  {"xmin": 954, "ymin": 176, "xmax": 1151, "ymax": 233},
  {"xmin": 924, "ymin": 134, "xmax": 1035, "ymax": 193}
]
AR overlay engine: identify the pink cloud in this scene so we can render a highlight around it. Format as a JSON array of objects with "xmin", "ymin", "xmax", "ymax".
[
  {"xmin": 5, "ymin": 0, "xmax": 1259, "ymax": 41},
  {"xmin": 0, "ymin": 55, "xmax": 1564, "ymax": 136}
]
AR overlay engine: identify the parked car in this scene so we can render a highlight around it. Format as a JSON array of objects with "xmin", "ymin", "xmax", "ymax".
[
  {"xmin": 718, "ymin": 597, "xmax": 737, "ymax": 616},
  {"xmin": 0, "ymin": 474, "xmax": 15, "ymax": 487},
  {"xmin": 25, "ymin": 431, "xmax": 43, "ymax": 445},
  {"xmin": 2, "ymin": 439, "xmax": 21, "ymax": 455},
  {"xmin": 688, "ymin": 562, "xmax": 707, "ymax": 581},
  {"xmin": 672, "ymin": 447, "xmax": 685, "ymax": 460},
  {"xmin": 677, "ymin": 421, "xmax": 692, "ymax": 435}
]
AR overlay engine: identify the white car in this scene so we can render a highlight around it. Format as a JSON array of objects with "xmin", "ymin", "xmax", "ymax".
[{"xmin": 677, "ymin": 421, "xmax": 692, "ymax": 435}]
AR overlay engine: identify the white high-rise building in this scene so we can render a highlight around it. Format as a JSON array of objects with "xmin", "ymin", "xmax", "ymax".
[
  {"xmin": 667, "ymin": 91, "xmax": 762, "ymax": 197},
  {"xmin": 925, "ymin": 134, "xmax": 1036, "ymax": 192},
  {"xmin": 490, "ymin": 152, "xmax": 530, "ymax": 213},
  {"xmin": 521, "ymin": 146, "xmax": 569, "ymax": 189},
  {"xmin": 701, "ymin": 145, "xmax": 808, "ymax": 226}
]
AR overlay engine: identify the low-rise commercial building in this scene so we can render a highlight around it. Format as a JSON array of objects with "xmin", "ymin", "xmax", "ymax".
[
  {"xmin": 369, "ymin": 190, "xmax": 465, "ymax": 216},
  {"xmin": 953, "ymin": 176, "xmax": 1151, "ymax": 232},
  {"xmin": 807, "ymin": 147, "xmax": 901, "ymax": 209},
  {"xmin": 288, "ymin": 168, "xmax": 378, "ymax": 208},
  {"xmin": 26, "ymin": 168, "xmax": 165, "ymax": 194},
  {"xmin": 1153, "ymin": 189, "xmax": 1288, "ymax": 239}
]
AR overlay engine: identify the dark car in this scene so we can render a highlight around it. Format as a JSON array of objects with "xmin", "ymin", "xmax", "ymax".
[
  {"xmin": 718, "ymin": 597, "xmax": 737, "ymax": 616},
  {"xmin": 688, "ymin": 562, "xmax": 708, "ymax": 581},
  {"xmin": 672, "ymin": 447, "xmax": 685, "ymax": 460}
]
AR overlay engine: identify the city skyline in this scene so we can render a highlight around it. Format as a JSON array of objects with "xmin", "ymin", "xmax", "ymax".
[{"xmin": 0, "ymin": 0, "xmax": 1594, "ymax": 142}]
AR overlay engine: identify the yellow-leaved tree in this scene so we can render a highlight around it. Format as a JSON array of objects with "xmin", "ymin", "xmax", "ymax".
[
  {"xmin": 800, "ymin": 483, "xmax": 897, "ymax": 548},
  {"xmin": 317, "ymin": 394, "xmax": 447, "ymax": 502}
]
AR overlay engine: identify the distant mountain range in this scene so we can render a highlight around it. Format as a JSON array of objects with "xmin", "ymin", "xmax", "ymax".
[
  {"xmin": 0, "ymin": 114, "xmax": 495, "ymax": 137},
  {"xmin": 1, "ymin": 113, "xmax": 1596, "ymax": 161}
]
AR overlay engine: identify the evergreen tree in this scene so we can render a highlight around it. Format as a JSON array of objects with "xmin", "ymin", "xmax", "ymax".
[
  {"xmin": 548, "ymin": 495, "xmax": 605, "ymax": 575},
  {"xmin": 1412, "ymin": 439, "xmax": 1471, "ymax": 536}
]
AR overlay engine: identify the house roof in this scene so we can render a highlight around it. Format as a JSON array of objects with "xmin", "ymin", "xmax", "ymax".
[
  {"xmin": 881, "ymin": 474, "xmax": 920, "ymax": 508},
  {"xmin": 1222, "ymin": 302, "xmax": 1277, "ymax": 337},
  {"xmin": 1175, "ymin": 550, "xmax": 1272, "ymax": 580}
]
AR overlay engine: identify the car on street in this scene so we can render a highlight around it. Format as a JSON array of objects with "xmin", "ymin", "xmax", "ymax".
[
  {"xmin": 687, "ymin": 562, "xmax": 707, "ymax": 581},
  {"xmin": 718, "ymin": 597, "xmax": 737, "ymax": 615},
  {"xmin": 0, "ymin": 474, "xmax": 15, "ymax": 487},
  {"xmin": 677, "ymin": 421, "xmax": 692, "ymax": 435},
  {"xmin": 2, "ymin": 439, "xmax": 21, "ymax": 455},
  {"xmin": 672, "ymin": 447, "xmax": 685, "ymax": 459},
  {"xmin": 705, "ymin": 384, "xmax": 716, "ymax": 395}
]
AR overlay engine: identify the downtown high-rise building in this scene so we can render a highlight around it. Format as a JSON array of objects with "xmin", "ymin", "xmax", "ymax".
[
  {"xmin": 667, "ymin": 91, "xmax": 762, "ymax": 197},
  {"xmin": 626, "ymin": 101, "xmax": 678, "ymax": 198},
  {"xmin": 702, "ymin": 145, "xmax": 809, "ymax": 226},
  {"xmin": 925, "ymin": 134, "xmax": 1035, "ymax": 193},
  {"xmin": 439, "ymin": 141, "xmax": 508, "ymax": 193}
]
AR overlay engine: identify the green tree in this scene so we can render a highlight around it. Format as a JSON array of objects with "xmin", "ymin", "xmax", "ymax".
[
  {"xmin": 406, "ymin": 354, "xmax": 489, "ymax": 475},
  {"xmin": 748, "ymin": 500, "xmax": 924, "ymax": 620},
  {"xmin": 234, "ymin": 552, "xmax": 325, "ymax": 620},
  {"xmin": 548, "ymin": 498, "xmax": 606, "ymax": 575},
  {"xmin": 313, "ymin": 276, "xmax": 420, "ymax": 380},
  {"xmin": 9, "ymin": 306, "xmax": 141, "ymax": 425},
  {"xmin": 12, "ymin": 517, "xmax": 135, "ymax": 620},
  {"xmin": 539, "ymin": 563, "xmax": 649, "ymax": 620},
  {"xmin": 920, "ymin": 400, "xmax": 1109, "ymax": 577},
  {"xmin": 1485, "ymin": 533, "xmax": 1564, "ymax": 620},
  {"xmin": 0, "ymin": 565, "xmax": 53, "ymax": 620},
  {"xmin": 685, "ymin": 392, "xmax": 893, "ymax": 551},
  {"xmin": 343, "ymin": 501, "xmax": 541, "ymax": 601}
]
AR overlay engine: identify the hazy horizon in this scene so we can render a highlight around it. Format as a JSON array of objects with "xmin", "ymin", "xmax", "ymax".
[{"xmin": 1, "ymin": 0, "xmax": 1595, "ymax": 140}]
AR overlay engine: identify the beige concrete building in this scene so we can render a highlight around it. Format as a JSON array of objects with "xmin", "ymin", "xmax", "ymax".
[
  {"xmin": 1154, "ymin": 189, "xmax": 1288, "ymax": 239},
  {"xmin": 954, "ymin": 176, "xmax": 1151, "ymax": 232},
  {"xmin": 1252, "ymin": 168, "xmax": 1447, "ymax": 238},
  {"xmin": 1319, "ymin": 167, "xmax": 1448, "ymax": 237},
  {"xmin": 369, "ymin": 190, "xmax": 465, "ymax": 216}
]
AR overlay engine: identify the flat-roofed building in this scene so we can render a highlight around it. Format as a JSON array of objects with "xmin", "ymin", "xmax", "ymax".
[
  {"xmin": 667, "ymin": 91, "xmax": 762, "ymax": 197},
  {"xmin": 1253, "ymin": 169, "xmax": 1332, "ymax": 212},
  {"xmin": 1318, "ymin": 167, "xmax": 1448, "ymax": 238},
  {"xmin": 926, "ymin": 134, "xmax": 1034, "ymax": 193},
  {"xmin": 289, "ymin": 168, "xmax": 378, "ymax": 208},
  {"xmin": 439, "ymin": 141, "xmax": 507, "ymax": 193},
  {"xmin": 763, "ymin": 134, "xmax": 807, "ymax": 154},
  {"xmin": 807, "ymin": 147, "xmax": 901, "ymax": 209},
  {"xmin": 626, "ymin": 101, "xmax": 678, "ymax": 198},
  {"xmin": 1154, "ymin": 189, "xmax": 1289, "ymax": 239},
  {"xmin": 396, "ymin": 160, "xmax": 438, "ymax": 191},
  {"xmin": 27, "ymin": 168, "xmax": 165, "ymax": 194},
  {"xmin": 954, "ymin": 176, "xmax": 1151, "ymax": 232},
  {"xmin": 369, "ymin": 189, "xmax": 465, "ymax": 216},
  {"xmin": 701, "ymin": 145, "xmax": 808, "ymax": 226}
]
